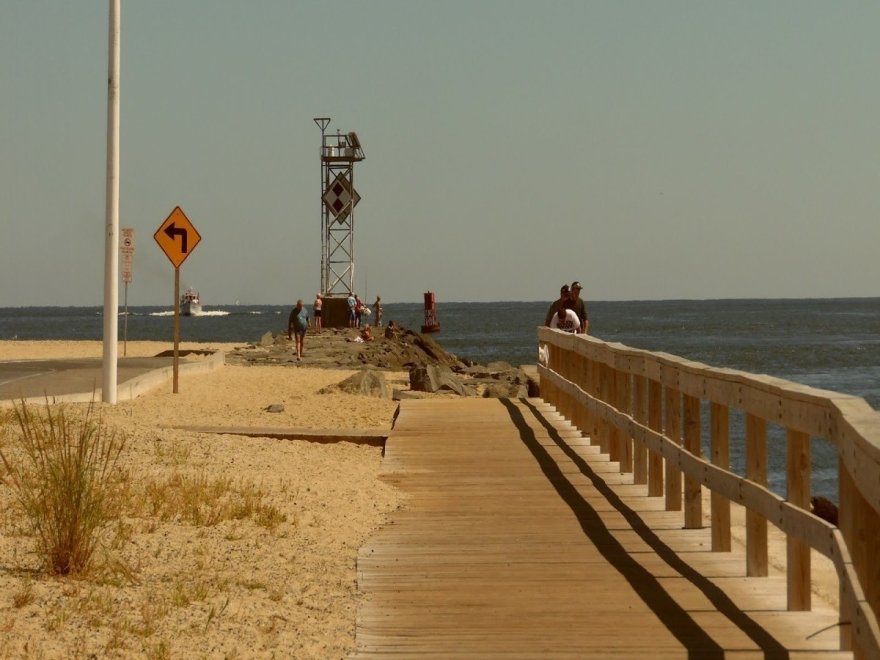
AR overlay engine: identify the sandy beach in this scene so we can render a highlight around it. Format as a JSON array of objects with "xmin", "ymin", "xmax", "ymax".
[
  {"xmin": 0, "ymin": 340, "xmax": 841, "ymax": 657},
  {"xmin": 0, "ymin": 341, "xmax": 405, "ymax": 658}
]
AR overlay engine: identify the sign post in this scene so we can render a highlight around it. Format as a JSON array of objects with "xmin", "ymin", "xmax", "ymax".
[
  {"xmin": 153, "ymin": 206, "xmax": 201, "ymax": 393},
  {"xmin": 120, "ymin": 228, "xmax": 134, "ymax": 356}
]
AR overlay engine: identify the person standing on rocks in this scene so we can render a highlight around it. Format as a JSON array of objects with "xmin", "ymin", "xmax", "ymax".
[
  {"xmin": 354, "ymin": 295, "xmax": 365, "ymax": 328},
  {"xmin": 347, "ymin": 292, "xmax": 357, "ymax": 328},
  {"xmin": 374, "ymin": 296, "xmax": 383, "ymax": 327},
  {"xmin": 313, "ymin": 294, "xmax": 323, "ymax": 332},
  {"xmin": 288, "ymin": 299, "xmax": 309, "ymax": 361}
]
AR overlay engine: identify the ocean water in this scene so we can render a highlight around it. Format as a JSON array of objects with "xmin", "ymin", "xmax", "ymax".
[{"xmin": 2, "ymin": 297, "xmax": 879, "ymax": 501}]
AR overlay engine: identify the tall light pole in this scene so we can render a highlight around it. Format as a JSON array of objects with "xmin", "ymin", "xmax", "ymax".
[{"xmin": 102, "ymin": 0, "xmax": 121, "ymax": 404}]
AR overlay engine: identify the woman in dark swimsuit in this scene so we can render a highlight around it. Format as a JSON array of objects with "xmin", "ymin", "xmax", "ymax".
[{"xmin": 313, "ymin": 294, "xmax": 323, "ymax": 331}]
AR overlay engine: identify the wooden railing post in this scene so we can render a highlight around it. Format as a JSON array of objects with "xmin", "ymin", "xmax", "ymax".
[
  {"xmin": 647, "ymin": 380, "xmax": 664, "ymax": 497},
  {"xmin": 590, "ymin": 357, "xmax": 601, "ymax": 448},
  {"xmin": 683, "ymin": 394, "xmax": 702, "ymax": 529},
  {"xmin": 545, "ymin": 340, "xmax": 559, "ymax": 409},
  {"xmin": 608, "ymin": 366, "xmax": 622, "ymax": 463},
  {"xmin": 570, "ymin": 349, "xmax": 586, "ymax": 435},
  {"xmin": 710, "ymin": 402, "xmax": 731, "ymax": 552},
  {"xmin": 598, "ymin": 363, "xmax": 611, "ymax": 455},
  {"xmin": 582, "ymin": 355, "xmax": 594, "ymax": 438},
  {"xmin": 839, "ymin": 468, "xmax": 855, "ymax": 653},
  {"xmin": 786, "ymin": 429, "xmax": 811, "ymax": 611},
  {"xmin": 618, "ymin": 366, "xmax": 633, "ymax": 473},
  {"xmin": 746, "ymin": 413, "xmax": 768, "ymax": 577},
  {"xmin": 839, "ymin": 465, "xmax": 880, "ymax": 656},
  {"xmin": 633, "ymin": 375, "xmax": 648, "ymax": 485},
  {"xmin": 664, "ymin": 387, "xmax": 682, "ymax": 512},
  {"xmin": 559, "ymin": 344, "xmax": 573, "ymax": 423},
  {"xmin": 581, "ymin": 353, "xmax": 593, "ymax": 438}
]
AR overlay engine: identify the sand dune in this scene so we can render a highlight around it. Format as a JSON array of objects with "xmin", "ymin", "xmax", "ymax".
[{"xmin": 0, "ymin": 341, "xmax": 404, "ymax": 658}]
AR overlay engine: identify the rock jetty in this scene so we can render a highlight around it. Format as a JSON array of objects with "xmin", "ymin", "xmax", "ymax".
[{"xmin": 225, "ymin": 325, "xmax": 537, "ymax": 400}]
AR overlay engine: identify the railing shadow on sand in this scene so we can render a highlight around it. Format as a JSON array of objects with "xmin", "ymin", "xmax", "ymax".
[{"xmin": 538, "ymin": 327, "xmax": 880, "ymax": 659}]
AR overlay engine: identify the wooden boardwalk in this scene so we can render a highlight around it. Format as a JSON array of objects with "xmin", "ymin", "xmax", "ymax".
[{"xmin": 353, "ymin": 398, "xmax": 849, "ymax": 658}]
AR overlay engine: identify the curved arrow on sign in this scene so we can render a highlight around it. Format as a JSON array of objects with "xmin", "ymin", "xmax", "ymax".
[{"xmin": 163, "ymin": 222, "xmax": 188, "ymax": 253}]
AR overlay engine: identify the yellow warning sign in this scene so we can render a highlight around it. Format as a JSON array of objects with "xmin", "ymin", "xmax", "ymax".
[{"xmin": 154, "ymin": 206, "xmax": 201, "ymax": 268}]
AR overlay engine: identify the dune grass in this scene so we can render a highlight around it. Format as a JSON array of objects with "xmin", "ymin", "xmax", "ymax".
[
  {"xmin": 0, "ymin": 399, "xmax": 126, "ymax": 576},
  {"xmin": 140, "ymin": 471, "xmax": 288, "ymax": 530},
  {"xmin": 0, "ymin": 398, "xmax": 301, "ymax": 656},
  {"xmin": 0, "ymin": 397, "xmax": 288, "ymax": 580}
]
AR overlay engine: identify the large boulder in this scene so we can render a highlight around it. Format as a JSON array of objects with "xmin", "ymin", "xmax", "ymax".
[
  {"xmin": 486, "ymin": 360, "xmax": 514, "ymax": 372},
  {"xmin": 410, "ymin": 333, "xmax": 466, "ymax": 370},
  {"xmin": 409, "ymin": 364, "xmax": 475, "ymax": 396},
  {"xmin": 481, "ymin": 382, "xmax": 529, "ymax": 398},
  {"xmin": 437, "ymin": 374, "xmax": 475, "ymax": 397},
  {"xmin": 409, "ymin": 364, "xmax": 443, "ymax": 392},
  {"xmin": 329, "ymin": 369, "xmax": 388, "ymax": 398},
  {"xmin": 471, "ymin": 366, "xmax": 531, "ymax": 399}
]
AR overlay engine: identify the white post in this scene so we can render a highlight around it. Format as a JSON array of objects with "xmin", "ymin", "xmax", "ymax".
[{"xmin": 102, "ymin": 0, "xmax": 121, "ymax": 404}]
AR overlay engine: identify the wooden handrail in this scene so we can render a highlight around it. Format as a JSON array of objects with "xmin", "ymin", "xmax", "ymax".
[{"xmin": 538, "ymin": 327, "xmax": 880, "ymax": 659}]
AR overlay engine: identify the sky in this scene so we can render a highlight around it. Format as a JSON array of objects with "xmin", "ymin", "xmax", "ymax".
[{"xmin": 1, "ymin": 1, "xmax": 879, "ymax": 307}]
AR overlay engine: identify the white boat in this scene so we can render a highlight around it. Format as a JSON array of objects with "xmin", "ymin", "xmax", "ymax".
[{"xmin": 180, "ymin": 288, "xmax": 202, "ymax": 316}]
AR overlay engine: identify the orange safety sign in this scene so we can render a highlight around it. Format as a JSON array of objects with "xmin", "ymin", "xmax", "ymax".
[{"xmin": 154, "ymin": 206, "xmax": 201, "ymax": 268}]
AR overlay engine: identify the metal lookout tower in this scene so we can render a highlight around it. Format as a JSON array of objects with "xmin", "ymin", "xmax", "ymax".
[{"xmin": 314, "ymin": 118, "xmax": 365, "ymax": 297}]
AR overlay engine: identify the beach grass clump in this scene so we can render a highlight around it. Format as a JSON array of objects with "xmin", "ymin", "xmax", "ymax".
[
  {"xmin": 0, "ymin": 399, "xmax": 126, "ymax": 576},
  {"xmin": 142, "ymin": 472, "xmax": 287, "ymax": 530},
  {"xmin": 11, "ymin": 581, "xmax": 35, "ymax": 609}
]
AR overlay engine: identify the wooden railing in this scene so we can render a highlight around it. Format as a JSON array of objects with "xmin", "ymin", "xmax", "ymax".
[{"xmin": 537, "ymin": 328, "xmax": 880, "ymax": 659}]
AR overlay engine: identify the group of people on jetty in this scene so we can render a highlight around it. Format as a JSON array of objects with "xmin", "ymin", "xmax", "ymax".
[
  {"xmin": 544, "ymin": 280, "xmax": 589, "ymax": 334},
  {"xmin": 285, "ymin": 282, "xmax": 586, "ymax": 362},
  {"xmin": 286, "ymin": 293, "xmax": 387, "ymax": 361},
  {"xmin": 344, "ymin": 292, "xmax": 382, "ymax": 330}
]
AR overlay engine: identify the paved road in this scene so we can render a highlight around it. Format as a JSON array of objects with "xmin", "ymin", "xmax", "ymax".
[{"xmin": 0, "ymin": 357, "xmax": 176, "ymax": 402}]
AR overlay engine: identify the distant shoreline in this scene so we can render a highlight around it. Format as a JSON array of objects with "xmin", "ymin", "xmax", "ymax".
[{"xmin": 1, "ymin": 295, "xmax": 879, "ymax": 309}]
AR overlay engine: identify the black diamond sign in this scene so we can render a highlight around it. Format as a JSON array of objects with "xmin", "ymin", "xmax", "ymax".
[{"xmin": 322, "ymin": 173, "xmax": 361, "ymax": 221}]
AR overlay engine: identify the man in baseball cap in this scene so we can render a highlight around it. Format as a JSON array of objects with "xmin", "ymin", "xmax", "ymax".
[{"xmin": 569, "ymin": 281, "xmax": 588, "ymax": 333}]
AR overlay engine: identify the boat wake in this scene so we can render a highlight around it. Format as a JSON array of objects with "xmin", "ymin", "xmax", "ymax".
[
  {"xmin": 192, "ymin": 310, "xmax": 230, "ymax": 317},
  {"xmin": 148, "ymin": 310, "xmax": 230, "ymax": 317}
]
